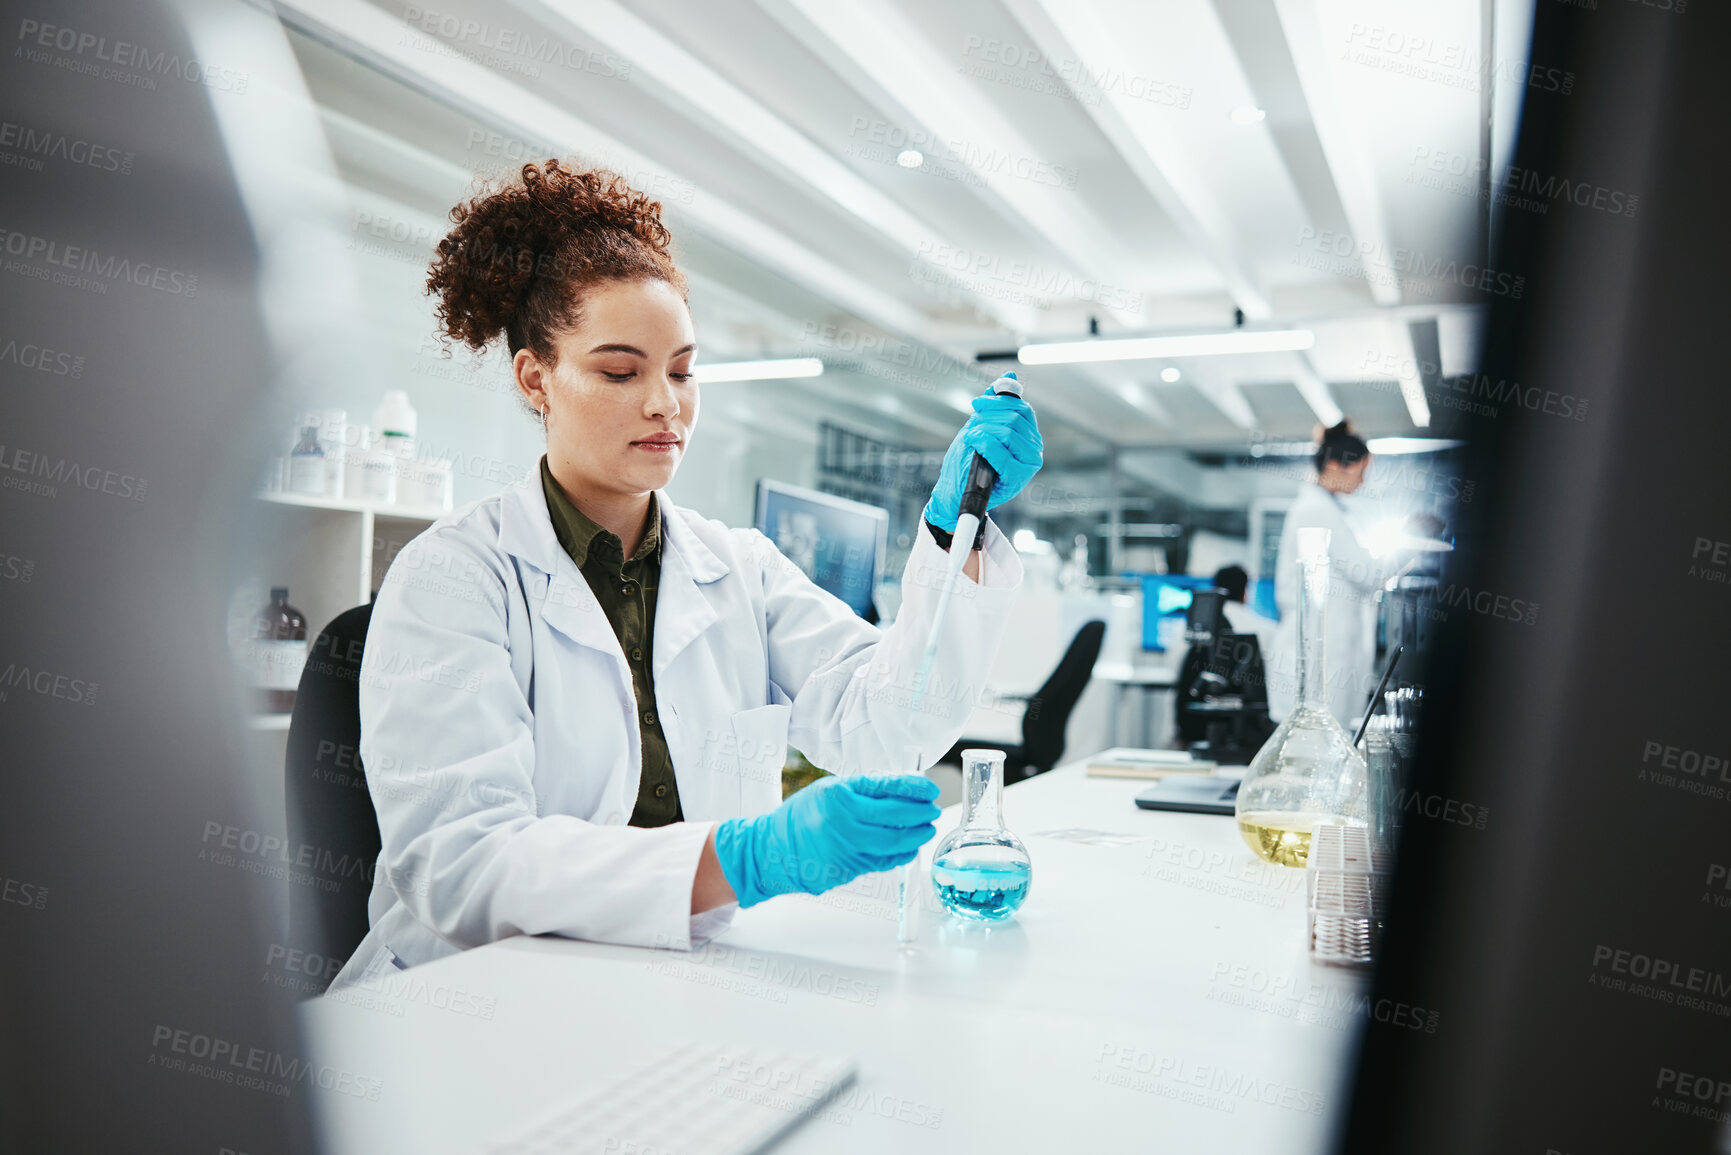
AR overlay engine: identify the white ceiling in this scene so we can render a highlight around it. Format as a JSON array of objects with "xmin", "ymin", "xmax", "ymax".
[{"xmin": 276, "ymin": 0, "xmax": 1513, "ymax": 458}]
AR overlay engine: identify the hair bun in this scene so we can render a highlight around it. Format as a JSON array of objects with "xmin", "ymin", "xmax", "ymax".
[
  {"xmin": 1314, "ymin": 416, "xmax": 1370, "ymax": 469},
  {"xmin": 426, "ymin": 159, "xmax": 683, "ymax": 357}
]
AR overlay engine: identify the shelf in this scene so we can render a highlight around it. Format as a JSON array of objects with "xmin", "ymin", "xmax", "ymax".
[
  {"xmin": 247, "ymin": 713, "xmax": 293, "ymax": 731},
  {"xmin": 257, "ymin": 490, "xmax": 450, "ymax": 521}
]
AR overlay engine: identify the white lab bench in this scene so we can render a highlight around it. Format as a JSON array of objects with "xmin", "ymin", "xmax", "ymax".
[{"xmin": 298, "ymin": 764, "xmax": 1364, "ymax": 1154}]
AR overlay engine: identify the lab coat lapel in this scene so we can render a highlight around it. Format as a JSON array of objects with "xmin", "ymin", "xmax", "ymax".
[
  {"xmin": 496, "ymin": 473, "xmax": 625, "ymax": 659},
  {"xmin": 539, "ymin": 571, "xmax": 622, "ymax": 657},
  {"xmin": 652, "ymin": 490, "xmax": 726, "ymax": 677}
]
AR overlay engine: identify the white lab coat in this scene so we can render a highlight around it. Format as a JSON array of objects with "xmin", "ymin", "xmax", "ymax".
[
  {"xmin": 327, "ymin": 469, "xmax": 1022, "ymax": 992},
  {"xmin": 1265, "ymin": 484, "xmax": 1392, "ymax": 724}
]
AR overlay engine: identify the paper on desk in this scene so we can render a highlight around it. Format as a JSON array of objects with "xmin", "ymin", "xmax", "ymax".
[
  {"xmin": 1032, "ymin": 828, "xmax": 1152, "ymax": 847},
  {"xmin": 1086, "ymin": 747, "xmax": 1218, "ymax": 778}
]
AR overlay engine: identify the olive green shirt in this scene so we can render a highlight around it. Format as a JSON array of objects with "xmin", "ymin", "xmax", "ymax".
[{"xmin": 540, "ymin": 459, "xmax": 682, "ymax": 827}]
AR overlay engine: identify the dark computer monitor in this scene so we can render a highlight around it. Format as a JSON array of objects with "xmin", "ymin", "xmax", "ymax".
[
  {"xmin": 753, "ymin": 480, "xmax": 889, "ymax": 618},
  {"xmin": 1185, "ymin": 589, "xmax": 1228, "ymax": 644}
]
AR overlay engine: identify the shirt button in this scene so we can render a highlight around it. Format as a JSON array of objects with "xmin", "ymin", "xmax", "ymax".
[
  {"xmin": 630, "ymin": 648, "xmax": 643, "ymax": 661},
  {"xmin": 621, "ymin": 581, "xmax": 638, "ymax": 596},
  {"xmin": 643, "ymin": 711, "xmax": 657, "ymax": 726},
  {"xmin": 654, "ymin": 784, "xmax": 669, "ymax": 799}
]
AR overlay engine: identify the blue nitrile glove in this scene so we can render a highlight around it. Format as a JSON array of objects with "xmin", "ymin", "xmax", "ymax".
[
  {"xmin": 922, "ymin": 382, "xmax": 1043, "ymax": 532},
  {"xmin": 712, "ymin": 775, "xmax": 941, "ymax": 908}
]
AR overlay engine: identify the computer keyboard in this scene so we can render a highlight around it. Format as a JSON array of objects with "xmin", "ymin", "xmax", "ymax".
[{"xmin": 487, "ymin": 1041, "xmax": 858, "ymax": 1155}]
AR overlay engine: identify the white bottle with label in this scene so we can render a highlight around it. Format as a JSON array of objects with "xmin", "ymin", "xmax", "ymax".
[{"xmin": 373, "ymin": 390, "xmax": 417, "ymax": 459}]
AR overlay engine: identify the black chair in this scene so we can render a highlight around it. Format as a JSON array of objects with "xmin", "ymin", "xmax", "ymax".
[
  {"xmin": 941, "ymin": 619, "xmax": 1107, "ymax": 782},
  {"xmin": 284, "ymin": 602, "xmax": 380, "ymax": 989}
]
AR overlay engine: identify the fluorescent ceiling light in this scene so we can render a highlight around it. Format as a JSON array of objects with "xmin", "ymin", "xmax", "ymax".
[
  {"xmin": 1229, "ymin": 106, "xmax": 1267, "ymax": 125},
  {"xmin": 897, "ymin": 149, "xmax": 924, "ymax": 168},
  {"xmin": 1394, "ymin": 363, "xmax": 1434, "ymax": 429},
  {"xmin": 1160, "ymin": 367, "xmax": 1181, "ymax": 383},
  {"xmin": 1018, "ymin": 329, "xmax": 1315, "ymax": 365},
  {"xmin": 693, "ymin": 357, "xmax": 824, "ymax": 383},
  {"xmin": 1366, "ymin": 437, "xmax": 1464, "ymax": 455}
]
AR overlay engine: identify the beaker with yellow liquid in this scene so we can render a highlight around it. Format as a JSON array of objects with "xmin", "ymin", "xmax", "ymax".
[{"xmin": 1235, "ymin": 528, "xmax": 1368, "ymax": 866}]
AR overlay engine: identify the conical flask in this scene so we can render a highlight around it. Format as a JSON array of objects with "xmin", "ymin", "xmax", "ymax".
[
  {"xmin": 931, "ymin": 750, "xmax": 1032, "ymax": 921},
  {"xmin": 1235, "ymin": 528, "xmax": 1369, "ymax": 866}
]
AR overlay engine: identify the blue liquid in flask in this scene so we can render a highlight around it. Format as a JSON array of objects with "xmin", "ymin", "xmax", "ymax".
[{"xmin": 932, "ymin": 855, "xmax": 1031, "ymax": 921}]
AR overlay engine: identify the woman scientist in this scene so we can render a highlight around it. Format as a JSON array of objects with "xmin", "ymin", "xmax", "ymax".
[
  {"xmin": 1265, "ymin": 421, "xmax": 1390, "ymax": 725},
  {"xmin": 328, "ymin": 162, "xmax": 1041, "ymax": 991}
]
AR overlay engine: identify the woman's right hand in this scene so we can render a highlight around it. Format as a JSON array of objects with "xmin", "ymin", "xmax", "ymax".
[
  {"xmin": 923, "ymin": 384, "xmax": 1043, "ymax": 532},
  {"xmin": 711, "ymin": 775, "xmax": 941, "ymax": 908}
]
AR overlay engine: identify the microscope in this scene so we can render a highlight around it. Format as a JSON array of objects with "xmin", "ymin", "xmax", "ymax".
[{"xmin": 1173, "ymin": 589, "xmax": 1275, "ymax": 765}]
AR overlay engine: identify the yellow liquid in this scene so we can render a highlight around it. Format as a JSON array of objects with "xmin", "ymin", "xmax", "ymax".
[{"xmin": 1237, "ymin": 813, "xmax": 1331, "ymax": 867}]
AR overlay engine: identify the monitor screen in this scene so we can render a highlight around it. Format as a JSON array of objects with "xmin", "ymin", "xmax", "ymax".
[
  {"xmin": 1139, "ymin": 575, "xmax": 1216, "ymax": 650},
  {"xmin": 1249, "ymin": 576, "xmax": 1279, "ymax": 622},
  {"xmin": 754, "ymin": 481, "xmax": 889, "ymax": 618}
]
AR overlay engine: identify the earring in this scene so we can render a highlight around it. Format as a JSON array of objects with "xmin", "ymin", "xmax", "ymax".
[{"xmin": 539, "ymin": 403, "xmax": 548, "ymax": 425}]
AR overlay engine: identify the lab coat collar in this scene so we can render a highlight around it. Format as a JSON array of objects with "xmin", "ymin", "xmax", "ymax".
[
  {"xmin": 496, "ymin": 468, "xmax": 728, "ymax": 665},
  {"xmin": 652, "ymin": 489, "xmax": 728, "ymax": 585},
  {"xmin": 497, "ymin": 467, "xmax": 568, "ymax": 578},
  {"xmin": 496, "ymin": 463, "xmax": 728, "ymax": 584}
]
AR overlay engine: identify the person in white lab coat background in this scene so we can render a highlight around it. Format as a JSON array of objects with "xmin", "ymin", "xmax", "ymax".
[
  {"xmin": 1265, "ymin": 421, "xmax": 1393, "ymax": 726},
  {"xmin": 328, "ymin": 162, "xmax": 1042, "ymax": 992}
]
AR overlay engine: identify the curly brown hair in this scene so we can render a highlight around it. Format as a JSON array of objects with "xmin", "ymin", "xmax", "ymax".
[{"xmin": 426, "ymin": 160, "xmax": 687, "ymax": 365}]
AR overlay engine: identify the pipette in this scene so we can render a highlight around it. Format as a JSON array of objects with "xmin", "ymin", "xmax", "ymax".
[{"xmin": 907, "ymin": 371, "xmax": 1023, "ymax": 717}]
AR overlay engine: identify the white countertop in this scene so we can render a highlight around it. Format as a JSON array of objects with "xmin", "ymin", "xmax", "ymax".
[
  {"xmin": 1092, "ymin": 660, "xmax": 1180, "ymax": 685},
  {"xmin": 299, "ymin": 764, "xmax": 1365, "ymax": 1153}
]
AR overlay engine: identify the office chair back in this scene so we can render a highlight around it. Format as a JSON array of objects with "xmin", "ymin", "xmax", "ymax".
[
  {"xmin": 1018, "ymin": 619, "xmax": 1107, "ymax": 774},
  {"xmin": 283, "ymin": 602, "xmax": 380, "ymax": 988}
]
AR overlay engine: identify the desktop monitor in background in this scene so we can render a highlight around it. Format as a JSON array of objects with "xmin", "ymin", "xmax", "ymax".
[
  {"xmin": 753, "ymin": 481, "xmax": 889, "ymax": 619},
  {"xmin": 1250, "ymin": 577, "xmax": 1278, "ymax": 622},
  {"xmin": 1139, "ymin": 575, "xmax": 1214, "ymax": 650}
]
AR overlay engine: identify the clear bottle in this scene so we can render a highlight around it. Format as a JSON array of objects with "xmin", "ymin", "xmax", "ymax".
[
  {"xmin": 1235, "ymin": 528, "xmax": 1369, "ymax": 867},
  {"xmin": 286, "ymin": 426, "xmax": 326, "ymax": 497},
  {"xmin": 252, "ymin": 587, "xmax": 309, "ymax": 714},
  {"xmin": 931, "ymin": 749, "xmax": 1032, "ymax": 922}
]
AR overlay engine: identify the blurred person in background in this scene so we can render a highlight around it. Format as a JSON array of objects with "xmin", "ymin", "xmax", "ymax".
[{"xmin": 1266, "ymin": 421, "xmax": 1392, "ymax": 724}]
